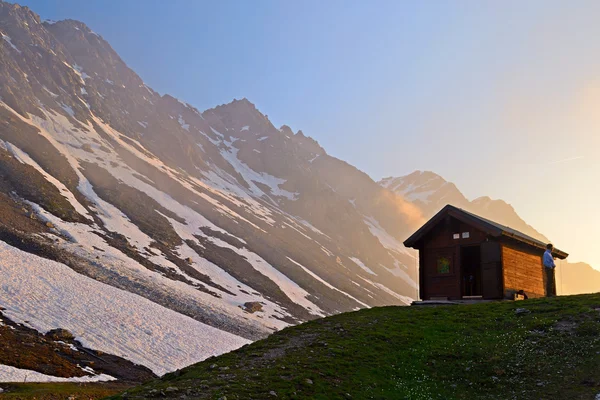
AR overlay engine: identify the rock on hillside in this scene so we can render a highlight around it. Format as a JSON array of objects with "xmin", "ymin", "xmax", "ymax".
[{"xmin": 0, "ymin": 311, "xmax": 155, "ymax": 384}]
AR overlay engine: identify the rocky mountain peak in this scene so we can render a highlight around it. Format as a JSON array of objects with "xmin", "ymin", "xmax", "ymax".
[
  {"xmin": 472, "ymin": 195, "xmax": 492, "ymax": 205},
  {"xmin": 211, "ymin": 97, "xmax": 259, "ymax": 114},
  {"xmin": 203, "ymin": 97, "xmax": 275, "ymax": 135},
  {"xmin": 0, "ymin": 1, "xmax": 38, "ymax": 21},
  {"xmin": 379, "ymin": 170, "xmax": 466, "ymax": 212},
  {"xmin": 0, "ymin": 1, "xmax": 45, "ymax": 45},
  {"xmin": 470, "ymin": 196, "xmax": 547, "ymax": 242},
  {"xmin": 380, "ymin": 171, "xmax": 548, "ymax": 243},
  {"xmin": 45, "ymin": 18, "xmax": 89, "ymax": 31},
  {"xmin": 279, "ymin": 124, "xmax": 294, "ymax": 136},
  {"xmin": 471, "ymin": 196, "xmax": 518, "ymax": 215},
  {"xmin": 234, "ymin": 97, "xmax": 255, "ymax": 108},
  {"xmin": 45, "ymin": 18, "xmax": 137, "ymax": 87}
]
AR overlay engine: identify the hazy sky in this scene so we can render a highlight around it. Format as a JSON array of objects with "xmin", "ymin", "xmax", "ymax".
[{"xmin": 18, "ymin": 0, "xmax": 600, "ymax": 269}]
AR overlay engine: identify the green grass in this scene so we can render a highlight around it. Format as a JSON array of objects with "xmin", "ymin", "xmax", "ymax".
[
  {"xmin": 0, "ymin": 382, "xmax": 132, "ymax": 400},
  {"xmin": 113, "ymin": 294, "xmax": 600, "ymax": 399}
]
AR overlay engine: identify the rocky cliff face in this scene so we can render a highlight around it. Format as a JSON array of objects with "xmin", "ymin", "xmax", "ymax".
[{"xmin": 0, "ymin": 1, "xmax": 422, "ymax": 376}]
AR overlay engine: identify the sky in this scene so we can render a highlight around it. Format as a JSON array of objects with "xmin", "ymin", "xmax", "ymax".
[{"xmin": 17, "ymin": 0, "xmax": 600, "ymax": 269}]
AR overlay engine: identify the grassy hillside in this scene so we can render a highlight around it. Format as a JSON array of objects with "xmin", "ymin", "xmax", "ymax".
[
  {"xmin": 110, "ymin": 294, "xmax": 600, "ymax": 400},
  {"xmin": 0, "ymin": 382, "xmax": 132, "ymax": 400}
]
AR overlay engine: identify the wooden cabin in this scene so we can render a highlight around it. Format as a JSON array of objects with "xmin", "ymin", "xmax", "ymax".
[{"xmin": 404, "ymin": 205, "xmax": 568, "ymax": 300}]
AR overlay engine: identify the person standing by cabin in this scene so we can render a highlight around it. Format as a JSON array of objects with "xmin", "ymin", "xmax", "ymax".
[{"xmin": 543, "ymin": 244, "xmax": 557, "ymax": 297}]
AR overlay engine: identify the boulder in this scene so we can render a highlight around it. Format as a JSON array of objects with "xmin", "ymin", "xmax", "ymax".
[
  {"xmin": 243, "ymin": 302, "xmax": 263, "ymax": 313},
  {"xmin": 46, "ymin": 328, "xmax": 75, "ymax": 341}
]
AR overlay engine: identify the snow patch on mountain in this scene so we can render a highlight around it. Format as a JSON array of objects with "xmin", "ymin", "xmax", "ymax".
[
  {"xmin": 0, "ymin": 241, "xmax": 250, "ymax": 376},
  {"xmin": 384, "ymin": 261, "xmax": 418, "ymax": 289},
  {"xmin": 356, "ymin": 276, "xmax": 413, "ymax": 305},
  {"xmin": 287, "ymin": 257, "xmax": 370, "ymax": 308},
  {"xmin": 3, "ymin": 141, "xmax": 89, "ymax": 217},
  {"xmin": 1, "ymin": 33, "xmax": 21, "ymax": 53},
  {"xmin": 363, "ymin": 216, "xmax": 411, "ymax": 256},
  {"xmin": 178, "ymin": 115, "xmax": 189, "ymax": 131},
  {"xmin": 43, "ymin": 86, "xmax": 59, "ymax": 98},
  {"xmin": 219, "ymin": 141, "xmax": 298, "ymax": 202},
  {"xmin": 60, "ymin": 104, "xmax": 75, "ymax": 117},
  {"xmin": 0, "ymin": 364, "xmax": 115, "ymax": 383},
  {"xmin": 349, "ymin": 257, "xmax": 377, "ymax": 276},
  {"xmin": 199, "ymin": 233, "xmax": 324, "ymax": 316}
]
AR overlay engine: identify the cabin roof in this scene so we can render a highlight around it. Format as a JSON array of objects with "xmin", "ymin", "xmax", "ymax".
[{"xmin": 403, "ymin": 204, "xmax": 568, "ymax": 259}]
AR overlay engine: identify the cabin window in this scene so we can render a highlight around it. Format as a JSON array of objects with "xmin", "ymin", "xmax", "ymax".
[
  {"xmin": 452, "ymin": 233, "xmax": 460, "ymax": 239},
  {"xmin": 437, "ymin": 256, "xmax": 451, "ymax": 274}
]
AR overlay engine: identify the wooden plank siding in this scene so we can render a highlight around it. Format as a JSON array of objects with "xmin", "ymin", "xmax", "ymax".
[
  {"xmin": 501, "ymin": 243, "xmax": 545, "ymax": 298},
  {"xmin": 419, "ymin": 216, "xmax": 488, "ymax": 300}
]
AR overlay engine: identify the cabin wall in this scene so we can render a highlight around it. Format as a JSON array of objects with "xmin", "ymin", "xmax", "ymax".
[
  {"xmin": 501, "ymin": 242, "xmax": 545, "ymax": 298},
  {"xmin": 420, "ymin": 217, "xmax": 487, "ymax": 300},
  {"xmin": 418, "ymin": 249, "xmax": 425, "ymax": 300}
]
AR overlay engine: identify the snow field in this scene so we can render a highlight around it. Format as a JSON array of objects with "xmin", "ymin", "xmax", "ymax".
[
  {"xmin": 0, "ymin": 241, "xmax": 249, "ymax": 376},
  {"xmin": 0, "ymin": 364, "xmax": 115, "ymax": 383}
]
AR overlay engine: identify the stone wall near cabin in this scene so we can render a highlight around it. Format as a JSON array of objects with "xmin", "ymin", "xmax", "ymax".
[{"xmin": 502, "ymin": 244, "xmax": 545, "ymax": 298}]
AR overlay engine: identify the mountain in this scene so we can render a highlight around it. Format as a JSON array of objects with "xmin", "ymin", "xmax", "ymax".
[
  {"xmin": 111, "ymin": 294, "xmax": 600, "ymax": 399},
  {"xmin": 380, "ymin": 171, "xmax": 547, "ymax": 241},
  {"xmin": 557, "ymin": 262, "xmax": 600, "ymax": 295},
  {"xmin": 0, "ymin": 1, "xmax": 422, "ymax": 380},
  {"xmin": 380, "ymin": 170, "xmax": 600, "ymax": 295},
  {"xmin": 380, "ymin": 170, "xmax": 469, "ymax": 216}
]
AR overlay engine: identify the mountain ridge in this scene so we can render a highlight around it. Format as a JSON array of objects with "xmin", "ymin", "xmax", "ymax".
[
  {"xmin": 0, "ymin": 0, "xmax": 421, "ymax": 380},
  {"xmin": 379, "ymin": 170, "xmax": 548, "ymax": 242}
]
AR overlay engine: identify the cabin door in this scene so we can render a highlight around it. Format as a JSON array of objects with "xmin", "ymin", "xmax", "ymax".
[
  {"xmin": 480, "ymin": 241, "xmax": 503, "ymax": 299},
  {"xmin": 461, "ymin": 245, "xmax": 482, "ymax": 297}
]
